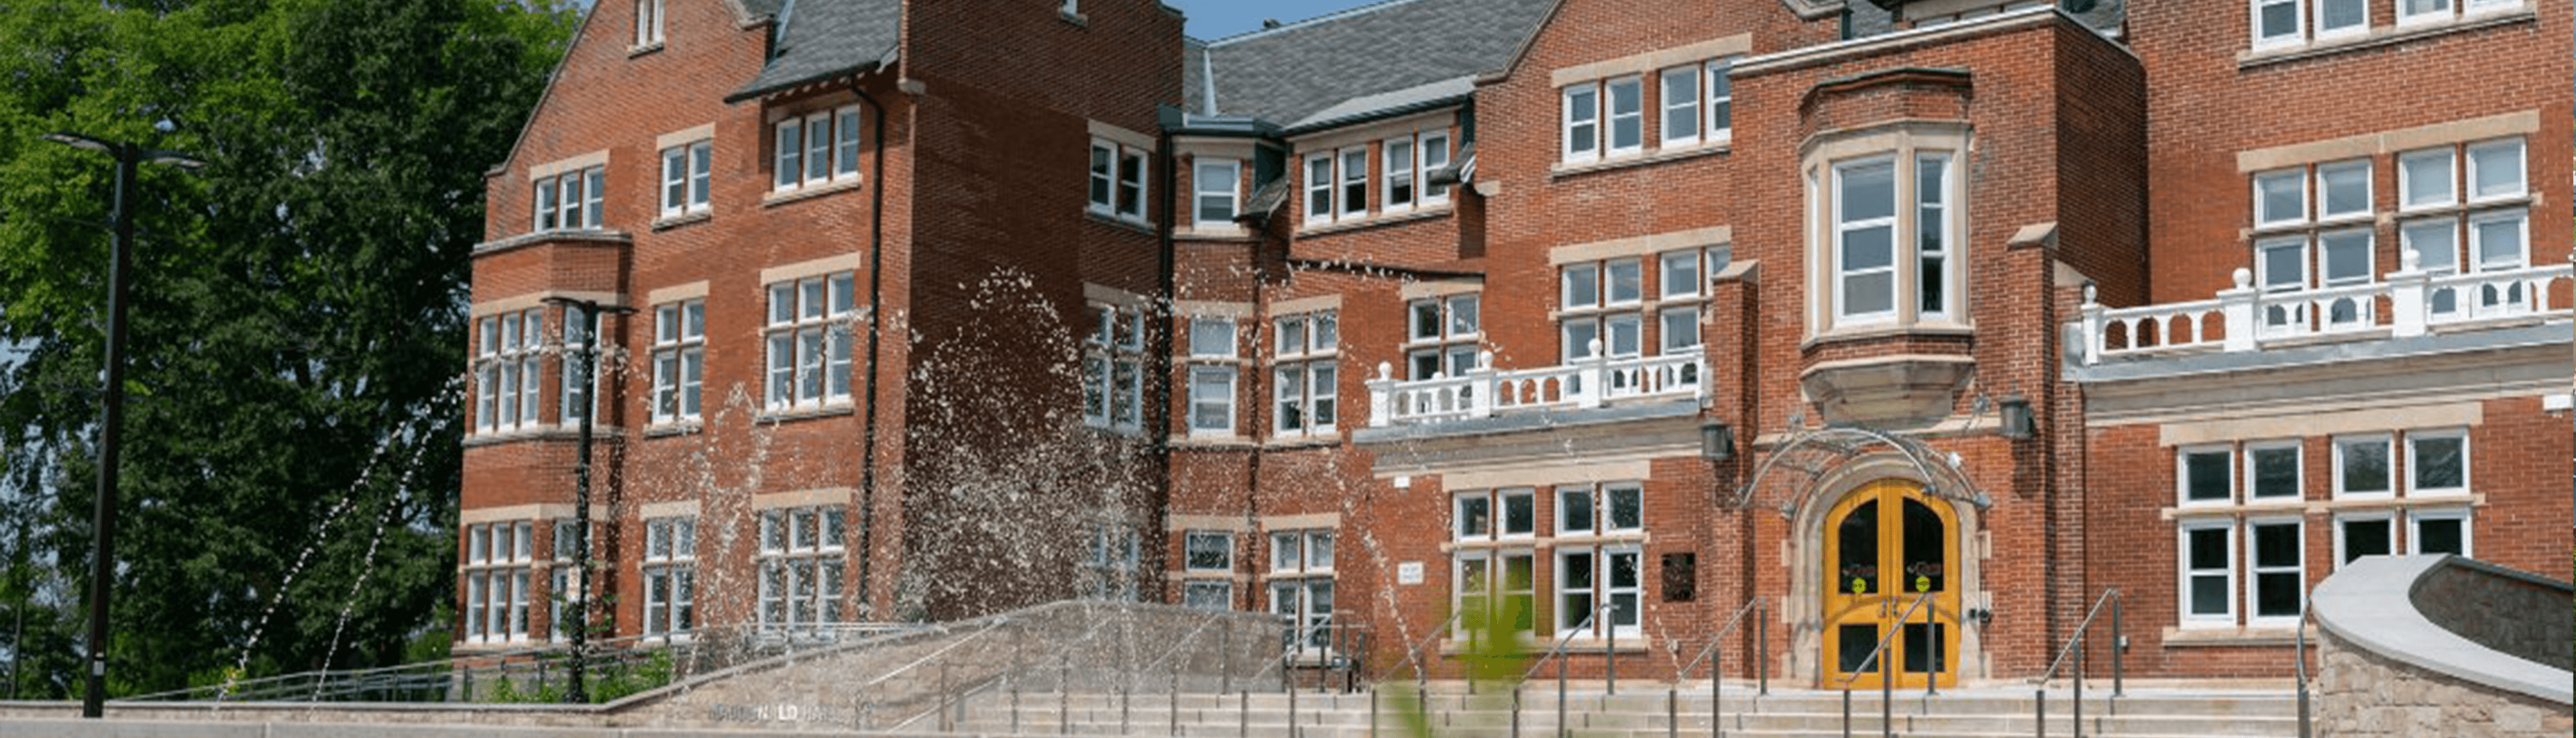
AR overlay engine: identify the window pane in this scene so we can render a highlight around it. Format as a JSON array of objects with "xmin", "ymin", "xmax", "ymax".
[
  {"xmin": 2340, "ymin": 518, "xmax": 2390, "ymax": 563},
  {"xmin": 1839, "ymin": 162, "xmax": 1894, "ymax": 223},
  {"xmin": 2320, "ymin": 230, "xmax": 2371, "ymax": 284},
  {"xmin": 1607, "ymin": 314, "xmax": 1641, "ymax": 357},
  {"xmin": 2191, "ymin": 574, "xmax": 2229, "ymax": 615},
  {"xmin": 2412, "ymin": 435, "xmax": 2463, "ymax": 490},
  {"xmin": 2319, "ymin": 0, "xmax": 2365, "ymax": 31},
  {"xmin": 2414, "ymin": 517, "xmax": 2464, "ymax": 555},
  {"xmin": 2472, "ymin": 214, "xmax": 2523, "ymax": 268},
  {"xmin": 1559, "ymin": 488, "xmax": 1593, "ymax": 533},
  {"xmin": 2251, "ymin": 446, "xmax": 2300, "ymax": 498},
  {"xmin": 2403, "ymin": 219, "xmax": 2458, "ymax": 274},
  {"xmin": 2401, "ymin": 150, "xmax": 2452, "ymax": 207},
  {"xmin": 1607, "ymin": 486, "xmax": 1641, "ymax": 530},
  {"xmin": 1607, "ymin": 79, "xmax": 1641, "ymax": 150},
  {"xmin": 2259, "ymin": 240, "xmax": 2306, "ymax": 289},
  {"xmin": 1563, "ymin": 265, "xmax": 1599, "ymax": 308},
  {"xmin": 2253, "ymin": 523, "xmax": 2300, "ymax": 568},
  {"xmin": 1661, "ymin": 307, "xmax": 1700, "ymax": 351},
  {"xmin": 1842, "ymin": 264, "xmax": 1894, "ymax": 315},
  {"xmin": 2187, "ymin": 527, "xmax": 2229, "ymax": 570},
  {"xmin": 2468, "ymin": 140, "xmax": 2523, "ymax": 199},
  {"xmin": 1837, "ymin": 500, "xmax": 1878, "ymax": 595},
  {"xmin": 2258, "ymin": 0, "xmax": 2298, "ymax": 39},
  {"xmin": 1091, "ymin": 145, "xmax": 1115, "ymax": 207},
  {"xmin": 2186, "ymin": 451, "xmax": 2231, "ymax": 501},
  {"xmin": 1607, "ymin": 260, "xmax": 1642, "ymax": 303},
  {"xmin": 2340, "ymin": 439, "xmax": 2390, "ymax": 494},
  {"xmin": 1661, "ymin": 67, "xmax": 1698, "ymax": 142},
  {"xmin": 1190, "ymin": 318, "xmax": 1234, "ymax": 357},
  {"xmin": 2254, "ymin": 572, "xmax": 2301, "ymax": 617},
  {"xmin": 776, "ymin": 121, "xmax": 802, "ymax": 188},
  {"xmin": 1448, "ymin": 295, "xmax": 1479, "ymax": 335},
  {"xmin": 2318, "ymin": 162, "xmax": 2370, "ymax": 217},
  {"xmin": 1410, "ymin": 301, "xmax": 1440, "ymax": 341},
  {"xmin": 1457, "ymin": 496, "xmax": 1489, "ymax": 539},
  {"xmin": 837, "ymin": 109, "xmax": 861, "ymax": 176},
  {"xmin": 2256, "ymin": 170, "xmax": 2304, "ymax": 225},
  {"xmin": 1660, "ymin": 250, "xmax": 1699, "ymax": 297},
  {"xmin": 1502, "ymin": 492, "xmax": 1534, "ymax": 536}
]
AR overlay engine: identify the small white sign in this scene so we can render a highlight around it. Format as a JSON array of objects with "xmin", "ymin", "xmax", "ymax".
[{"xmin": 1397, "ymin": 562, "xmax": 1425, "ymax": 585}]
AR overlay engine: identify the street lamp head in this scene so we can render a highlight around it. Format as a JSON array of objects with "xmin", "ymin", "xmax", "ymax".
[
  {"xmin": 147, "ymin": 152, "xmax": 207, "ymax": 171},
  {"xmin": 41, "ymin": 131, "xmax": 111, "ymax": 152}
]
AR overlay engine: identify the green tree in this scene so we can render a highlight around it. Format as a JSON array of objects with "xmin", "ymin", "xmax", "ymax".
[{"xmin": 0, "ymin": 0, "xmax": 575, "ymax": 698}]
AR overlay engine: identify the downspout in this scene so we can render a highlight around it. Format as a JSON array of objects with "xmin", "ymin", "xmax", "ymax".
[
  {"xmin": 1241, "ymin": 230, "xmax": 1265, "ymax": 612},
  {"xmin": 1152, "ymin": 107, "xmax": 1182, "ymax": 602},
  {"xmin": 852, "ymin": 78, "xmax": 892, "ymax": 620}
]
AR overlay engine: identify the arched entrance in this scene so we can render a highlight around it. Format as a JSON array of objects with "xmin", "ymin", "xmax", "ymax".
[{"xmin": 1819, "ymin": 479, "xmax": 1958, "ymax": 689}]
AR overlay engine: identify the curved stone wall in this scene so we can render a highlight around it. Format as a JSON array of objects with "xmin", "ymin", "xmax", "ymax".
[{"xmin": 2311, "ymin": 555, "xmax": 2573, "ymax": 738}]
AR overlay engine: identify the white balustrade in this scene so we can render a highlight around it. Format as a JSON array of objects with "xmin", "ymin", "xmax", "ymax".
[
  {"xmin": 2080, "ymin": 254, "xmax": 2570, "ymax": 366},
  {"xmin": 1366, "ymin": 348, "xmax": 1708, "ymax": 428}
]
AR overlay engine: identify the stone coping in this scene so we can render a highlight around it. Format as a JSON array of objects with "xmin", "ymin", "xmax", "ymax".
[
  {"xmin": 2066, "ymin": 319, "xmax": 2572, "ymax": 384},
  {"xmin": 2310, "ymin": 554, "xmax": 2573, "ymax": 705}
]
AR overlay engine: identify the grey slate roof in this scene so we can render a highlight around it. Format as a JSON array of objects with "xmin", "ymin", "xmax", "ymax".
[
  {"xmin": 1195, "ymin": 0, "xmax": 1556, "ymax": 130},
  {"xmin": 730, "ymin": 0, "xmax": 903, "ymax": 102}
]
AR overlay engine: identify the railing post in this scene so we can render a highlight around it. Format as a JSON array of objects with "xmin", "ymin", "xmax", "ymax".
[
  {"xmin": 1470, "ymin": 351, "xmax": 1497, "ymax": 419},
  {"xmin": 2219, "ymin": 268, "xmax": 2258, "ymax": 353},
  {"xmin": 1713, "ymin": 646, "xmax": 1724, "ymax": 738},
  {"xmin": 2037, "ymin": 687, "xmax": 2047, "ymax": 738},
  {"xmin": 1607, "ymin": 610, "xmax": 1618, "ymax": 696},
  {"xmin": 1666, "ymin": 685, "xmax": 1677, "ymax": 738},
  {"xmin": 2390, "ymin": 250, "xmax": 2429, "ymax": 338},
  {"xmin": 1511, "ymin": 683, "xmax": 1523, "ymax": 738},
  {"xmin": 1558, "ymin": 648, "xmax": 1569, "ymax": 738},
  {"xmin": 2111, "ymin": 592, "xmax": 2124, "ymax": 698},
  {"xmin": 1757, "ymin": 603, "xmax": 1769, "ymax": 696},
  {"xmin": 1239, "ymin": 689, "xmax": 1248, "ymax": 738},
  {"xmin": 2080, "ymin": 284, "xmax": 2104, "ymax": 366},
  {"xmin": 1582, "ymin": 339, "xmax": 1608, "ymax": 408},
  {"xmin": 1879, "ymin": 645, "xmax": 1891, "ymax": 738},
  {"xmin": 1840, "ymin": 689, "xmax": 1851, "ymax": 738},
  {"xmin": 1061, "ymin": 655, "xmax": 1072, "ymax": 736},
  {"xmin": 1171, "ymin": 664, "xmax": 1180, "ymax": 737},
  {"xmin": 938, "ymin": 661, "xmax": 953, "ymax": 732},
  {"xmin": 1369, "ymin": 363, "xmax": 1393, "ymax": 427},
  {"xmin": 2073, "ymin": 643, "xmax": 2084, "ymax": 738},
  {"xmin": 1220, "ymin": 623, "xmax": 1232, "ymax": 695}
]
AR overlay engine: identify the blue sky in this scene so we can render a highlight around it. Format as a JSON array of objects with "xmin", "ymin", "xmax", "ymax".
[{"xmin": 1163, "ymin": 1, "xmax": 1389, "ymax": 41}]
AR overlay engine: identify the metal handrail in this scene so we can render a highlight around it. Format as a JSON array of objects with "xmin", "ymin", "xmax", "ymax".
[
  {"xmin": 1835, "ymin": 590, "xmax": 1936, "ymax": 738},
  {"xmin": 1677, "ymin": 596, "xmax": 1762, "ymax": 678},
  {"xmin": 1377, "ymin": 607, "xmax": 1466, "ymax": 684},
  {"xmin": 1833, "ymin": 590, "xmax": 1937, "ymax": 689},
  {"xmin": 2029, "ymin": 588, "xmax": 2123, "ymax": 738},
  {"xmin": 1519, "ymin": 604, "xmax": 1614, "ymax": 683},
  {"xmin": 2031, "ymin": 588, "xmax": 2121, "ymax": 687}
]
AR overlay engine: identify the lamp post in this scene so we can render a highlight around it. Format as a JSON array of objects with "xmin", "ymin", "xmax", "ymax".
[
  {"xmin": 541, "ymin": 296, "xmax": 633, "ymax": 705},
  {"xmin": 41, "ymin": 131, "xmax": 203, "ymax": 719}
]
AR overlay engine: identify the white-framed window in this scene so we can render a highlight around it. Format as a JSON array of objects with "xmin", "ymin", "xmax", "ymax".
[
  {"xmin": 1916, "ymin": 152, "xmax": 1953, "ymax": 319},
  {"xmin": 2245, "ymin": 517, "xmax": 2304, "ymax": 627},
  {"xmin": 2179, "ymin": 444, "xmax": 2235, "ymax": 506},
  {"xmin": 1707, "ymin": 56, "xmax": 1736, "ymax": 141},
  {"xmin": 2253, "ymin": 0, "xmax": 2306, "ymax": 48},
  {"xmin": 1421, "ymin": 131, "xmax": 1454, "ymax": 205},
  {"xmin": 1552, "ymin": 545, "xmax": 1645, "ymax": 637},
  {"xmin": 777, "ymin": 107, "xmax": 863, "ymax": 193},
  {"xmin": 1833, "ymin": 157, "xmax": 1899, "ymax": 323},
  {"xmin": 1083, "ymin": 523, "xmax": 1142, "ymax": 601},
  {"xmin": 1562, "ymin": 83, "xmax": 1600, "ymax": 163},
  {"xmin": 549, "ymin": 521, "xmax": 582, "ymax": 643},
  {"xmin": 1185, "ymin": 531, "xmax": 1233, "ymax": 572},
  {"xmin": 534, "ymin": 166, "xmax": 605, "ymax": 233},
  {"xmin": 2246, "ymin": 440, "xmax": 2303, "ymax": 500},
  {"xmin": 2254, "ymin": 168, "xmax": 2308, "ymax": 228},
  {"xmin": 2397, "ymin": 0, "xmax": 2454, "ymax": 25},
  {"xmin": 651, "ymin": 300, "xmax": 706, "ymax": 424},
  {"xmin": 2256, "ymin": 235, "xmax": 2310, "ymax": 330},
  {"xmin": 642, "ymin": 517, "xmax": 696, "ymax": 637},
  {"xmin": 2313, "ymin": 0, "xmax": 2367, "ymax": 39},
  {"xmin": 764, "ymin": 272, "xmax": 858, "ymax": 411},
  {"xmin": 1405, "ymin": 295, "xmax": 1480, "ymax": 380},
  {"xmin": 1659, "ymin": 64, "xmax": 1700, "ymax": 148},
  {"xmin": 2331, "ymin": 511, "xmax": 2394, "ymax": 569},
  {"xmin": 2317, "ymin": 228, "xmax": 2374, "ymax": 325},
  {"xmin": 462, "ymin": 521, "xmax": 536, "ymax": 643},
  {"xmin": 1659, "ymin": 305, "xmax": 1701, "ymax": 353},
  {"xmin": 2398, "ymin": 148, "xmax": 2455, "ymax": 211},
  {"xmin": 1269, "ymin": 529, "xmax": 1334, "ymax": 650},
  {"xmin": 1554, "ymin": 547, "xmax": 1597, "ymax": 636},
  {"xmin": 1384, "ymin": 137, "xmax": 1417, "ymax": 213},
  {"xmin": 1660, "ymin": 250, "xmax": 1702, "ymax": 299},
  {"xmin": 1337, "ymin": 147, "xmax": 1368, "ymax": 217},
  {"xmin": 1081, "ymin": 303, "xmax": 1147, "ymax": 433},
  {"xmin": 2178, "ymin": 519, "xmax": 2235, "ymax": 627},
  {"xmin": 634, "ymin": 0, "xmax": 664, "ymax": 46},
  {"xmin": 1605, "ymin": 76, "xmax": 1644, "ymax": 156},
  {"xmin": 1187, "ymin": 317, "xmax": 1237, "ymax": 437},
  {"xmin": 2316, "ymin": 160, "xmax": 2372, "ymax": 221},
  {"xmin": 1181, "ymin": 531, "xmax": 1234, "ymax": 611},
  {"xmin": 2406, "ymin": 507, "xmax": 2471, "ymax": 556},
  {"xmin": 1555, "ymin": 482, "xmax": 1642, "ymax": 537},
  {"xmin": 1303, "ymin": 153, "xmax": 1334, "ymax": 225},
  {"xmin": 659, "ymin": 139, "xmax": 713, "ymax": 218},
  {"xmin": 757, "ymin": 505, "xmax": 847, "ymax": 629},
  {"xmin": 559, "ymin": 305, "xmax": 602, "ymax": 425},
  {"xmin": 2406, "ymin": 428, "xmax": 2469, "ymax": 496},
  {"xmin": 1456, "ymin": 488, "xmax": 1536, "ymax": 541},
  {"xmin": 2331, "ymin": 433, "xmax": 2393, "ymax": 498},
  {"xmin": 1454, "ymin": 549, "xmax": 1536, "ymax": 637},
  {"xmin": 1274, "ymin": 311, "xmax": 1339, "ymax": 436},
  {"xmin": 474, "ymin": 309, "xmax": 544, "ymax": 433},
  {"xmin": 1193, "ymin": 158, "xmax": 1240, "ymax": 227}
]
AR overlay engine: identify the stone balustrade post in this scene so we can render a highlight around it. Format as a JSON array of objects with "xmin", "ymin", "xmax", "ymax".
[
  {"xmin": 1584, "ymin": 338, "xmax": 1609, "ymax": 408},
  {"xmin": 2080, "ymin": 282, "xmax": 2104, "ymax": 366},
  {"xmin": 1368, "ymin": 362, "xmax": 1393, "ymax": 428},
  {"xmin": 2219, "ymin": 267, "xmax": 2259, "ymax": 353},
  {"xmin": 1470, "ymin": 350, "xmax": 1497, "ymax": 418},
  {"xmin": 2387, "ymin": 250, "xmax": 2429, "ymax": 339}
]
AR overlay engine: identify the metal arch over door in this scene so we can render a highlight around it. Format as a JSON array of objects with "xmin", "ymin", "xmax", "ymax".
[{"xmin": 1821, "ymin": 478, "xmax": 1959, "ymax": 689}]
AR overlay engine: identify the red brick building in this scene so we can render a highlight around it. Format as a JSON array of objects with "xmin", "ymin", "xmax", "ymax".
[{"xmin": 457, "ymin": 0, "xmax": 2571, "ymax": 688}]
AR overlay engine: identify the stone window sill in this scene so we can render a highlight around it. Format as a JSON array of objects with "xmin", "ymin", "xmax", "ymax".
[
  {"xmin": 466, "ymin": 425, "xmax": 626, "ymax": 447},
  {"xmin": 762, "ymin": 178, "xmax": 865, "ymax": 208},
  {"xmin": 2159, "ymin": 493, "xmax": 2487, "ymax": 521},
  {"xmin": 1297, "ymin": 203, "xmax": 1452, "ymax": 238},
  {"xmin": 642, "ymin": 421, "xmax": 705, "ymax": 439},
  {"xmin": 1265, "ymin": 432, "xmax": 1342, "ymax": 450},
  {"xmin": 651, "ymin": 210, "xmax": 712, "ymax": 232},
  {"xmin": 1060, "ymin": 10, "xmax": 1087, "ymax": 26},
  {"xmin": 757, "ymin": 404, "xmax": 855, "ymax": 423},
  {"xmin": 1086, "ymin": 209, "xmax": 1158, "ymax": 235},
  {"xmin": 1176, "ymin": 225, "xmax": 1256, "ymax": 242},
  {"xmin": 2237, "ymin": 5, "xmax": 2534, "ymax": 70},
  {"xmin": 1550, "ymin": 140, "xmax": 1727, "ymax": 180},
  {"xmin": 629, "ymin": 42, "xmax": 664, "ymax": 59},
  {"xmin": 2161, "ymin": 625, "xmax": 2313, "ymax": 647}
]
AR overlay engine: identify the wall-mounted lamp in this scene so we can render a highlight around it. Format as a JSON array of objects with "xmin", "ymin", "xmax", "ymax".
[
  {"xmin": 1998, "ymin": 396, "xmax": 2033, "ymax": 440},
  {"xmin": 1701, "ymin": 420, "xmax": 1735, "ymax": 463}
]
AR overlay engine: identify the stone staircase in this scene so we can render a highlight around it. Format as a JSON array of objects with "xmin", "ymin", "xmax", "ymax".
[{"xmin": 951, "ymin": 684, "xmax": 2303, "ymax": 738}]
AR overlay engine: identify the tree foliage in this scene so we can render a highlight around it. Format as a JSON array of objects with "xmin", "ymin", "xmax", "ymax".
[{"xmin": 0, "ymin": 0, "xmax": 575, "ymax": 697}]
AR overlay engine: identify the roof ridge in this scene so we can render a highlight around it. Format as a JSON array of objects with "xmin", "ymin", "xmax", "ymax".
[{"xmin": 1202, "ymin": 0, "xmax": 1434, "ymax": 48}]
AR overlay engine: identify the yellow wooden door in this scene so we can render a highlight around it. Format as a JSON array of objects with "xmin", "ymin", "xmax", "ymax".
[{"xmin": 1820, "ymin": 480, "xmax": 1959, "ymax": 689}]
